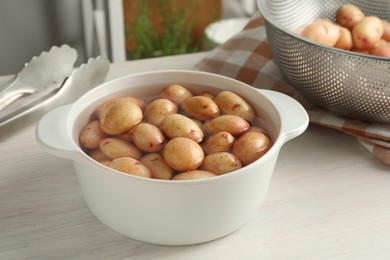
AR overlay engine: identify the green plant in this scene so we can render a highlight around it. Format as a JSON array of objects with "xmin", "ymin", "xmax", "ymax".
[{"xmin": 126, "ymin": 0, "xmax": 201, "ymax": 59}]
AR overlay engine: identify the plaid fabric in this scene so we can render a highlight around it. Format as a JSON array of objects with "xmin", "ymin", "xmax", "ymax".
[{"xmin": 196, "ymin": 14, "xmax": 390, "ymax": 166}]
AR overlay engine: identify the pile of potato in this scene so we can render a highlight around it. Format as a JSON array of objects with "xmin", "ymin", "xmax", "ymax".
[
  {"xmin": 79, "ymin": 84, "xmax": 272, "ymax": 180},
  {"xmin": 298, "ymin": 4, "xmax": 390, "ymax": 57}
]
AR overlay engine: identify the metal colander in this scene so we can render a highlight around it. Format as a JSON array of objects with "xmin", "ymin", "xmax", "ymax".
[{"xmin": 257, "ymin": 0, "xmax": 390, "ymax": 123}]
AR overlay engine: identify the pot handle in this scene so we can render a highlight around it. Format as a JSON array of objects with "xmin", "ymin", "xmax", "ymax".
[
  {"xmin": 35, "ymin": 104, "xmax": 79, "ymax": 160},
  {"xmin": 258, "ymin": 89, "xmax": 309, "ymax": 143}
]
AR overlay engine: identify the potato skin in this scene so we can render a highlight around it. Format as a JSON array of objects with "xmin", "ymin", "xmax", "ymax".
[
  {"xmin": 248, "ymin": 125, "xmax": 268, "ymax": 135},
  {"xmin": 99, "ymin": 100, "xmax": 143, "ymax": 135},
  {"xmin": 114, "ymin": 130, "xmax": 133, "ymax": 143},
  {"xmin": 352, "ymin": 16, "xmax": 384, "ymax": 50},
  {"xmin": 336, "ymin": 4, "xmax": 365, "ymax": 30},
  {"xmin": 202, "ymin": 131, "xmax": 235, "ymax": 155},
  {"xmin": 382, "ymin": 20, "xmax": 390, "ymax": 42},
  {"xmin": 300, "ymin": 19, "xmax": 340, "ymax": 47},
  {"xmin": 99, "ymin": 160, "xmax": 111, "ymax": 167},
  {"xmin": 214, "ymin": 91, "xmax": 256, "ymax": 122},
  {"xmin": 131, "ymin": 123, "xmax": 166, "ymax": 152},
  {"xmin": 370, "ymin": 44, "xmax": 390, "ymax": 57},
  {"xmin": 79, "ymin": 120, "xmax": 107, "ymax": 149},
  {"xmin": 232, "ymin": 132, "xmax": 272, "ymax": 166},
  {"xmin": 108, "ymin": 157, "xmax": 152, "ymax": 178},
  {"xmin": 160, "ymin": 114, "xmax": 204, "ymax": 142},
  {"xmin": 88, "ymin": 148, "xmax": 110, "ymax": 162},
  {"xmin": 181, "ymin": 95, "xmax": 220, "ymax": 120},
  {"xmin": 172, "ymin": 170, "xmax": 217, "ymax": 180},
  {"xmin": 95, "ymin": 96, "xmax": 145, "ymax": 118},
  {"xmin": 99, "ymin": 138, "xmax": 142, "ymax": 160},
  {"xmin": 160, "ymin": 84, "xmax": 193, "ymax": 104},
  {"xmin": 140, "ymin": 153, "xmax": 174, "ymax": 180},
  {"xmin": 203, "ymin": 115, "xmax": 250, "ymax": 136},
  {"xmin": 374, "ymin": 39, "xmax": 389, "ymax": 48},
  {"xmin": 334, "ymin": 26, "xmax": 353, "ymax": 50},
  {"xmin": 162, "ymin": 137, "xmax": 205, "ymax": 172},
  {"xmin": 199, "ymin": 91, "xmax": 214, "ymax": 99},
  {"xmin": 200, "ymin": 152, "xmax": 242, "ymax": 175},
  {"xmin": 144, "ymin": 98, "xmax": 178, "ymax": 126}
]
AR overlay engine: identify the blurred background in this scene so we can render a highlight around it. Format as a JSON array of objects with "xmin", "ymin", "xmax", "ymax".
[{"xmin": 0, "ymin": 0, "xmax": 256, "ymax": 75}]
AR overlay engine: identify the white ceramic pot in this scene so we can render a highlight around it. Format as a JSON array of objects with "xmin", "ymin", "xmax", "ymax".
[{"xmin": 36, "ymin": 70, "xmax": 308, "ymax": 245}]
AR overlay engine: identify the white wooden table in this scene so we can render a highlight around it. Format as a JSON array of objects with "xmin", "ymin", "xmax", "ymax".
[{"xmin": 1, "ymin": 52, "xmax": 389, "ymax": 260}]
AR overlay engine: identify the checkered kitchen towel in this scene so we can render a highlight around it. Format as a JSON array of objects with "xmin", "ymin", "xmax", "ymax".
[{"xmin": 196, "ymin": 14, "xmax": 390, "ymax": 166}]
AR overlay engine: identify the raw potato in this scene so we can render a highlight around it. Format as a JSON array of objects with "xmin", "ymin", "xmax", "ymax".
[
  {"xmin": 352, "ymin": 16, "xmax": 384, "ymax": 50},
  {"xmin": 214, "ymin": 91, "xmax": 256, "ymax": 122},
  {"xmin": 160, "ymin": 84, "xmax": 193, "ymax": 104},
  {"xmin": 233, "ymin": 132, "xmax": 272, "ymax": 166},
  {"xmin": 181, "ymin": 95, "xmax": 220, "ymax": 120},
  {"xmin": 299, "ymin": 5, "xmax": 390, "ymax": 57},
  {"xmin": 336, "ymin": 4, "xmax": 365, "ymax": 30},
  {"xmin": 108, "ymin": 157, "xmax": 152, "ymax": 178},
  {"xmin": 99, "ymin": 100, "xmax": 143, "ymax": 135},
  {"xmin": 334, "ymin": 26, "xmax": 353, "ymax": 50},
  {"xmin": 374, "ymin": 39, "xmax": 389, "ymax": 47},
  {"xmin": 99, "ymin": 138, "xmax": 142, "ymax": 160},
  {"xmin": 172, "ymin": 170, "xmax": 217, "ymax": 180},
  {"xmin": 300, "ymin": 19, "xmax": 340, "ymax": 47},
  {"xmin": 88, "ymin": 149, "xmax": 110, "ymax": 162},
  {"xmin": 96, "ymin": 96, "xmax": 144, "ymax": 118},
  {"xmin": 140, "ymin": 153, "xmax": 174, "ymax": 180},
  {"xmin": 382, "ymin": 20, "xmax": 390, "ymax": 42},
  {"xmin": 80, "ymin": 84, "xmax": 274, "ymax": 180},
  {"xmin": 248, "ymin": 125, "xmax": 268, "ymax": 135},
  {"xmin": 199, "ymin": 91, "xmax": 214, "ymax": 99},
  {"xmin": 79, "ymin": 120, "xmax": 107, "ymax": 149},
  {"xmin": 202, "ymin": 131, "xmax": 235, "ymax": 155},
  {"xmin": 370, "ymin": 44, "xmax": 390, "ymax": 57},
  {"xmin": 160, "ymin": 114, "xmax": 204, "ymax": 142},
  {"xmin": 200, "ymin": 152, "xmax": 242, "ymax": 175},
  {"xmin": 114, "ymin": 130, "xmax": 133, "ymax": 142},
  {"xmin": 162, "ymin": 137, "xmax": 205, "ymax": 171},
  {"xmin": 144, "ymin": 98, "xmax": 178, "ymax": 126},
  {"xmin": 192, "ymin": 118, "xmax": 206, "ymax": 136},
  {"xmin": 99, "ymin": 160, "xmax": 111, "ymax": 167},
  {"xmin": 203, "ymin": 115, "xmax": 250, "ymax": 136},
  {"xmin": 131, "ymin": 123, "xmax": 166, "ymax": 152}
]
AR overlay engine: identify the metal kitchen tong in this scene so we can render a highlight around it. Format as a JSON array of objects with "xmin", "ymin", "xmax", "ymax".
[
  {"xmin": 0, "ymin": 44, "xmax": 110, "ymax": 138},
  {"xmin": 0, "ymin": 45, "xmax": 77, "ymax": 109}
]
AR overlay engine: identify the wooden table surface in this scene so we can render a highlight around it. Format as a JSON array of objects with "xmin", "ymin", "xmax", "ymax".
[{"xmin": 1, "ymin": 52, "xmax": 389, "ymax": 260}]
